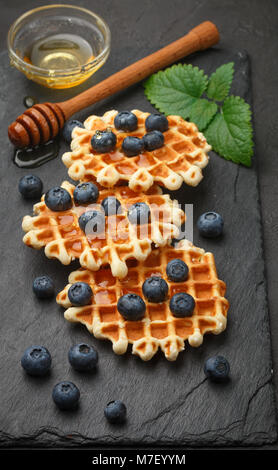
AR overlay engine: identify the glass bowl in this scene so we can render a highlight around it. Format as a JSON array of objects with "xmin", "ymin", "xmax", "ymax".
[{"xmin": 7, "ymin": 4, "xmax": 111, "ymax": 89}]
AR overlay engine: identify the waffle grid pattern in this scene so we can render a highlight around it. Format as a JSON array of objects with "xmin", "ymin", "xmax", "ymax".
[
  {"xmin": 57, "ymin": 241, "xmax": 229, "ymax": 361},
  {"xmin": 22, "ymin": 181, "xmax": 185, "ymax": 278},
  {"xmin": 62, "ymin": 109, "xmax": 211, "ymax": 192}
]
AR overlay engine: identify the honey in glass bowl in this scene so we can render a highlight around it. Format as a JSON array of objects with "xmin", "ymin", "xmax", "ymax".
[{"xmin": 8, "ymin": 4, "xmax": 111, "ymax": 89}]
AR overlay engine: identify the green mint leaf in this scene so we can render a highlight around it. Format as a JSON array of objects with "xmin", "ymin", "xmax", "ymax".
[
  {"xmin": 206, "ymin": 62, "xmax": 234, "ymax": 101},
  {"xmin": 144, "ymin": 64, "xmax": 208, "ymax": 119},
  {"xmin": 204, "ymin": 96, "xmax": 253, "ymax": 167},
  {"xmin": 189, "ymin": 99, "xmax": 218, "ymax": 131}
]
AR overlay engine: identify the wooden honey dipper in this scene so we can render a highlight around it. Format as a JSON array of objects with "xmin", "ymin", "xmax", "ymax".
[{"xmin": 8, "ymin": 21, "xmax": 219, "ymax": 149}]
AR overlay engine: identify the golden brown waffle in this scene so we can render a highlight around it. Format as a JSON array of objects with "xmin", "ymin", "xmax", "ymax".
[
  {"xmin": 62, "ymin": 109, "xmax": 211, "ymax": 192},
  {"xmin": 22, "ymin": 181, "xmax": 185, "ymax": 279},
  {"xmin": 57, "ymin": 240, "xmax": 229, "ymax": 361}
]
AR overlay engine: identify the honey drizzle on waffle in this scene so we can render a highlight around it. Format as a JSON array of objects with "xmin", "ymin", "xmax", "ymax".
[
  {"xmin": 22, "ymin": 181, "xmax": 185, "ymax": 279},
  {"xmin": 57, "ymin": 240, "xmax": 229, "ymax": 361},
  {"xmin": 62, "ymin": 110, "xmax": 211, "ymax": 191}
]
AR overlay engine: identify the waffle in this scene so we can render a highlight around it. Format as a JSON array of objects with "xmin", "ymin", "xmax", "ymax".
[
  {"xmin": 62, "ymin": 109, "xmax": 211, "ymax": 192},
  {"xmin": 57, "ymin": 240, "xmax": 229, "ymax": 361},
  {"xmin": 22, "ymin": 181, "xmax": 185, "ymax": 279}
]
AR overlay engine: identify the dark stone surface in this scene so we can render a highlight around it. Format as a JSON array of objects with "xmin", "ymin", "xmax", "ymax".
[{"xmin": 0, "ymin": 0, "xmax": 277, "ymax": 448}]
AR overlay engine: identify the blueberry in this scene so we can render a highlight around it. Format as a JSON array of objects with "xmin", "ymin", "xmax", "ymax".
[
  {"xmin": 169, "ymin": 293, "xmax": 195, "ymax": 317},
  {"xmin": 117, "ymin": 294, "xmax": 146, "ymax": 321},
  {"xmin": 204, "ymin": 356, "xmax": 230, "ymax": 382},
  {"xmin": 101, "ymin": 197, "xmax": 122, "ymax": 216},
  {"xmin": 68, "ymin": 282, "xmax": 93, "ymax": 306},
  {"xmin": 45, "ymin": 187, "xmax": 72, "ymax": 212},
  {"xmin": 122, "ymin": 136, "xmax": 144, "ymax": 157},
  {"xmin": 142, "ymin": 276, "xmax": 168, "ymax": 303},
  {"xmin": 127, "ymin": 202, "xmax": 150, "ymax": 225},
  {"xmin": 52, "ymin": 381, "xmax": 80, "ymax": 410},
  {"xmin": 104, "ymin": 400, "xmax": 127, "ymax": 424},
  {"xmin": 114, "ymin": 111, "xmax": 138, "ymax": 132},
  {"xmin": 78, "ymin": 210, "xmax": 105, "ymax": 234},
  {"xmin": 18, "ymin": 174, "xmax": 43, "ymax": 200},
  {"xmin": 145, "ymin": 113, "xmax": 169, "ymax": 132},
  {"xmin": 197, "ymin": 212, "xmax": 224, "ymax": 238},
  {"xmin": 91, "ymin": 130, "xmax": 117, "ymax": 153},
  {"xmin": 68, "ymin": 343, "xmax": 98, "ymax": 371},
  {"xmin": 63, "ymin": 120, "xmax": 84, "ymax": 143},
  {"xmin": 21, "ymin": 345, "xmax": 51, "ymax": 376},
  {"xmin": 33, "ymin": 275, "xmax": 54, "ymax": 299},
  {"xmin": 73, "ymin": 182, "xmax": 99, "ymax": 205},
  {"xmin": 142, "ymin": 130, "xmax": 164, "ymax": 151},
  {"xmin": 166, "ymin": 259, "xmax": 189, "ymax": 282}
]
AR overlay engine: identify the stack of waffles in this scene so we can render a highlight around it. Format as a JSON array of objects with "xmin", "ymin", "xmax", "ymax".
[{"xmin": 22, "ymin": 110, "xmax": 229, "ymax": 361}]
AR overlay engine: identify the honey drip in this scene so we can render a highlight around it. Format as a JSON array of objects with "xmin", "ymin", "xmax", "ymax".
[{"xmin": 13, "ymin": 139, "xmax": 60, "ymax": 168}]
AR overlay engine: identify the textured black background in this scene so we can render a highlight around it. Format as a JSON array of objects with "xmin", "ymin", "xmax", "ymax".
[{"xmin": 0, "ymin": 0, "xmax": 277, "ymax": 448}]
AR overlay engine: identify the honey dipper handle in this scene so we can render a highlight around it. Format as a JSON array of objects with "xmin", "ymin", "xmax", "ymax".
[{"xmin": 59, "ymin": 21, "xmax": 219, "ymax": 118}]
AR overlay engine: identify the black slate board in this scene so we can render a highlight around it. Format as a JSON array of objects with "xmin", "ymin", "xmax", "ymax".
[{"xmin": 0, "ymin": 47, "xmax": 276, "ymax": 447}]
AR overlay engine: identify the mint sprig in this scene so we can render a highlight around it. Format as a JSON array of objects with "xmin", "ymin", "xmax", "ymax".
[{"xmin": 144, "ymin": 62, "xmax": 254, "ymax": 167}]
